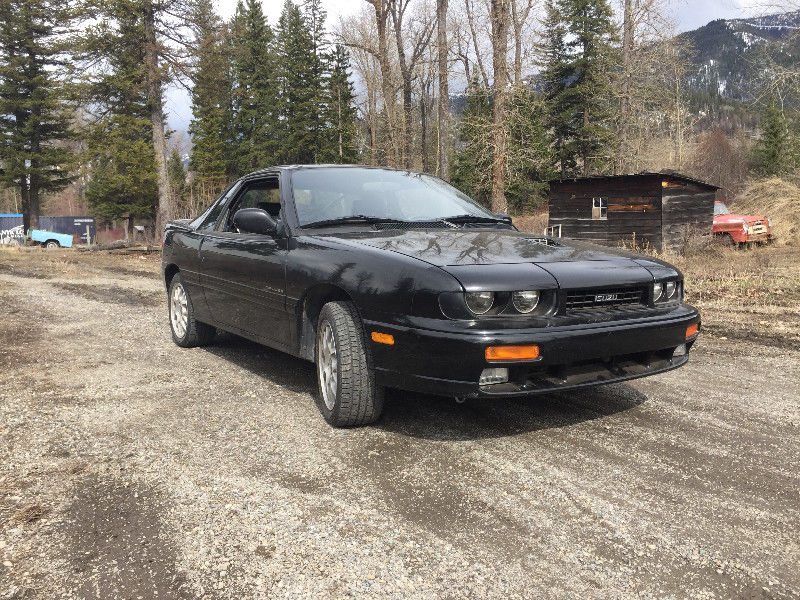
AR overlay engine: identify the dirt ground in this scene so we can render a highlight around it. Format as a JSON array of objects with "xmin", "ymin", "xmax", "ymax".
[{"xmin": 1, "ymin": 246, "xmax": 798, "ymax": 599}]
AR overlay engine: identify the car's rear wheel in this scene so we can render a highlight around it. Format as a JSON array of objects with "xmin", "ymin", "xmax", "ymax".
[
  {"xmin": 44, "ymin": 240, "xmax": 59, "ymax": 249},
  {"xmin": 168, "ymin": 273, "xmax": 215, "ymax": 348},
  {"xmin": 315, "ymin": 301, "xmax": 384, "ymax": 427}
]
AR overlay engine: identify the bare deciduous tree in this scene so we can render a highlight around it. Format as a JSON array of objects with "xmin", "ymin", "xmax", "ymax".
[
  {"xmin": 389, "ymin": 0, "xmax": 435, "ymax": 168},
  {"xmin": 365, "ymin": 0, "xmax": 401, "ymax": 166},
  {"xmin": 511, "ymin": 0, "xmax": 536, "ymax": 85},
  {"xmin": 489, "ymin": 0, "xmax": 511, "ymax": 213},
  {"xmin": 437, "ymin": 0, "xmax": 450, "ymax": 178}
]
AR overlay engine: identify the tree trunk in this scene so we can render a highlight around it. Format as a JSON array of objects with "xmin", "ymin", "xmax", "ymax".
[
  {"xmin": 618, "ymin": 0, "xmax": 634, "ymax": 174},
  {"xmin": 490, "ymin": 0, "xmax": 510, "ymax": 214},
  {"xmin": 401, "ymin": 79, "xmax": 413, "ymax": 169},
  {"xmin": 144, "ymin": 1, "xmax": 173, "ymax": 237},
  {"xmin": 368, "ymin": 85, "xmax": 379, "ymax": 165},
  {"xmin": 436, "ymin": 0, "xmax": 449, "ymax": 179},
  {"xmin": 421, "ymin": 84, "xmax": 429, "ymax": 172},
  {"xmin": 28, "ymin": 171, "xmax": 40, "ymax": 232},
  {"xmin": 16, "ymin": 107, "xmax": 39, "ymax": 232},
  {"xmin": 371, "ymin": 0, "xmax": 399, "ymax": 167},
  {"xmin": 465, "ymin": 0, "xmax": 491, "ymax": 88},
  {"xmin": 511, "ymin": 0, "xmax": 534, "ymax": 85},
  {"xmin": 391, "ymin": 1, "xmax": 414, "ymax": 169},
  {"xmin": 583, "ymin": 107, "xmax": 590, "ymax": 176},
  {"xmin": 20, "ymin": 176, "xmax": 35, "ymax": 233}
]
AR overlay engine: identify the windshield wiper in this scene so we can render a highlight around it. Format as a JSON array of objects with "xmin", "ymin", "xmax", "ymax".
[
  {"xmin": 302, "ymin": 215, "xmax": 409, "ymax": 229},
  {"xmin": 440, "ymin": 214, "xmax": 511, "ymax": 226}
]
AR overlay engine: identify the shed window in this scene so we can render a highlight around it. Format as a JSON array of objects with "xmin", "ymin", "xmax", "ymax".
[{"xmin": 592, "ymin": 197, "xmax": 607, "ymax": 220}]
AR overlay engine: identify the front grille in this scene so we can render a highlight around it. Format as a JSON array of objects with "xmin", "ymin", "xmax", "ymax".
[{"xmin": 565, "ymin": 287, "xmax": 646, "ymax": 311}]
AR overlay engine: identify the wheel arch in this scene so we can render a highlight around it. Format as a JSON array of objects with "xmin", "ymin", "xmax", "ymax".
[
  {"xmin": 164, "ymin": 263, "xmax": 180, "ymax": 289},
  {"xmin": 297, "ymin": 284, "xmax": 354, "ymax": 361}
]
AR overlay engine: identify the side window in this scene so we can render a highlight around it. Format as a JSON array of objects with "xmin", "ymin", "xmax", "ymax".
[
  {"xmin": 197, "ymin": 195, "xmax": 229, "ymax": 232},
  {"xmin": 592, "ymin": 197, "xmax": 608, "ymax": 220},
  {"xmin": 222, "ymin": 178, "xmax": 281, "ymax": 232}
]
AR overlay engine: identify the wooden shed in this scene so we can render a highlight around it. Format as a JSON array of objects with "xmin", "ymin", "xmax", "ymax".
[{"xmin": 547, "ymin": 173, "xmax": 719, "ymax": 251}]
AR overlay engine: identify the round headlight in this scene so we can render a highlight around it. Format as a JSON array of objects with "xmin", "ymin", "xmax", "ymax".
[
  {"xmin": 512, "ymin": 290, "xmax": 540, "ymax": 313},
  {"xmin": 665, "ymin": 281, "xmax": 676, "ymax": 299},
  {"xmin": 465, "ymin": 291, "xmax": 494, "ymax": 315},
  {"xmin": 653, "ymin": 282, "xmax": 664, "ymax": 302}
]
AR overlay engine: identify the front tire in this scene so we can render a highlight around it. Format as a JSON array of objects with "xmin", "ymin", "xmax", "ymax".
[
  {"xmin": 315, "ymin": 301, "xmax": 384, "ymax": 427},
  {"xmin": 168, "ymin": 273, "xmax": 215, "ymax": 348}
]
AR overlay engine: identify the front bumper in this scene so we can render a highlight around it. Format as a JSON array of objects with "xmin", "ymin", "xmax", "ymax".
[
  {"xmin": 366, "ymin": 306, "xmax": 700, "ymax": 398},
  {"xmin": 745, "ymin": 232, "xmax": 774, "ymax": 243}
]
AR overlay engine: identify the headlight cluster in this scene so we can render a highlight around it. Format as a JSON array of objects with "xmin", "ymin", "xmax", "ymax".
[
  {"xmin": 465, "ymin": 291, "xmax": 495, "ymax": 315},
  {"xmin": 464, "ymin": 290, "xmax": 543, "ymax": 315},
  {"xmin": 653, "ymin": 280, "xmax": 681, "ymax": 304}
]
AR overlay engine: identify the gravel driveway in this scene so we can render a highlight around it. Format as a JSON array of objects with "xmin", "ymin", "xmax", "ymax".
[{"xmin": 1, "ymin": 251, "xmax": 798, "ymax": 599}]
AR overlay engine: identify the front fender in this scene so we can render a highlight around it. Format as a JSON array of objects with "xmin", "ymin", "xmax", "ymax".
[{"xmin": 286, "ymin": 235, "xmax": 463, "ymax": 323}]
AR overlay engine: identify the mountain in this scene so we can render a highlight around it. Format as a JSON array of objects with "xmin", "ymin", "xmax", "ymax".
[{"xmin": 679, "ymin": 10, "xmax": 800, "ymax": 104}]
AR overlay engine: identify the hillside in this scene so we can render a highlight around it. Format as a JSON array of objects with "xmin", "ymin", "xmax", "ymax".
[{"xmin": 680, "ymin": 10, "xmax": 800, "ymax": 105}]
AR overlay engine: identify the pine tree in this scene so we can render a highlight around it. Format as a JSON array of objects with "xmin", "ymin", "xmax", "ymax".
[
  {"xmin": 453, "ymin": 78, "xmax": 553, "ymax": 212},
  {"xmin": 189, "ymin": 0, "xmax": 233, "ymax": 191},
  {"xmin": 753, "ymin": 100, "xmax": 790, "ymax": 177},
  {"xmin": 83, "ymin": 3, "xmax": 158, "ymax": 225},
  {"xmin": 229, "ymin": 0, "xmax": 277, "ymax": 174},
  {"xmin": 0, "ymin": 0, "xmax": 76, "ymax": 232},
  {"xmin": 504, "ymin": 86, "xmax": 554, "ymax": 212},
  {"xmin": 319, "ymin": 44, "xmax": 359, "ymax": 163},
  {"xmin": 167, "ymin": 147, "xmax": 187, "ymax": 212},
  {"xmin": 276, "ymin": 0, "xmax": 320, "ymax": 164},
  {"xmin": 452, "ymin": 77, "xmax": 493, "ymax": 206},
  {"xmin": 541, "ymin": 0, "xmax": 617, "ymax": 177}
]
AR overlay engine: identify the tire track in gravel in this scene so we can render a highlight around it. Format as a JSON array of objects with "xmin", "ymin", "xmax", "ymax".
[{"xmin": 2, "ymin": 262, "xmax": 799, "ymax": 599}]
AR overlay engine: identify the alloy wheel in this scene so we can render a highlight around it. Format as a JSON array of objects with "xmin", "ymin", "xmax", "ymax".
[
  {"xmin": 170, "ymin": 283, "xmax": 189, "ymax": 339},
  {"xmin": 317, "ymin": 321, "xmax": 338, "ymax": 410}
]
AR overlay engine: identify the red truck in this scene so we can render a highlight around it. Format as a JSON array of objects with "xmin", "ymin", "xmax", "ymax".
[{"xmin": 713, "ymin": 201, "xmax": 774, "ymax": 246}]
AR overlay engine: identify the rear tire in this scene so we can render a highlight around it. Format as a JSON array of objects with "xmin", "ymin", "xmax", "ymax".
[
  {"xmin": 168, "ymin": 273, "xmax": 215, "ymax": 348},
  {"xmin": 314, "ymin": 301, "xmax": 384, "ymax": 427},
  {"xmin": 44, "ymin": 240, "xmax": 59, "ymax": 249}
]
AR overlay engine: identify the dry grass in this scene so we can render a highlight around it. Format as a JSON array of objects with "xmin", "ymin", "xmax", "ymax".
[
  {"xmin": 732, "ymin": 177, "xmax": 800, "ymax": 246},
  {"xmin": 513, "ymin": 212, "xmax": 549, "ymax": 235},
  {"xmin": 0, "ymin": 245, "xmax": 160, "ymax": 280},
  {"xmin": 658, "ymin": 245, "xmax": 800, "ymax": 349}
]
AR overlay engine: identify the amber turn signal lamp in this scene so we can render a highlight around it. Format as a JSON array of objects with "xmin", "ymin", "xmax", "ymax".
[
  {"xmin": 371, "ymin": 331, "xmax": 395, "ymax": 345},
  {"xmin": 685, "ymin": 323, "xmax": 699, "ymax": 339},
  {"xmin": 485, "ymin": 344, "xmax": 540, "ymax": 362}
]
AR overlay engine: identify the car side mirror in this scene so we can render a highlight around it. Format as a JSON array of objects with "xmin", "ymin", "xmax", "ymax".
[{"xmin": 233, "ymin": 208, "xmax": 278, "ymax": 236}]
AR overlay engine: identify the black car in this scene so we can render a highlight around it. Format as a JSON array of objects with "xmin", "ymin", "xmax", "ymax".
[{"xmin": 162, "ymin": 165, "xmax": 700, "ymax": 427}]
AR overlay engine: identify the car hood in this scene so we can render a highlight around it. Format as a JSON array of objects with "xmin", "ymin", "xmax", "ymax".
[
  {"xmin": 714, "ymin": 213, "xmax": 768, "ymax": 224},
  {"xmin": 323, "ymin": 229, "xmax": 671, "ymax": 289}
]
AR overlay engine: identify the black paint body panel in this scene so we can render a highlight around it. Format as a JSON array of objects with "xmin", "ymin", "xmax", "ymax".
[{"xmin": 162, "ymin": 165, "xmax": 700, "ymax": 398}]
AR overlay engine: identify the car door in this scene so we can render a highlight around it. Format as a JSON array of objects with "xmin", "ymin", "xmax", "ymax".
[{"xmin": 199, "ymin": 175, "xmax": 290, "ymax": 346}]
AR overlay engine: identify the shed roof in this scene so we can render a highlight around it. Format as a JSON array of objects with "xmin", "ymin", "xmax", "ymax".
[{"xmin": 549, "ymin": 172, "xmax": 720, "ymax": 190}]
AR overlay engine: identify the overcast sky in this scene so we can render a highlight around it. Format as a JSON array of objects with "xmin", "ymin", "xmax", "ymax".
[
  {"xmin": 211, "ymin": 0, "xmax": 766, "ymax": 32},
  {"xmin": 167, "ymin": 0, "xmax": 770, "ymax": 134}
]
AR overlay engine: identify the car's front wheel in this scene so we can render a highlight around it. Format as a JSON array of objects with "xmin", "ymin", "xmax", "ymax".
[
  {"xmin": 168, "ymin": 273, "xmax": 215, "ymax": 348},
  {"xmin": 315, "ymin": 301, "xmax": 384, "ymax": 427}
]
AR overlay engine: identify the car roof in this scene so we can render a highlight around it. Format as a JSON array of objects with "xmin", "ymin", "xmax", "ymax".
[{"xmin": 243, "ymin": 164, "xmax": 414, "ymax": 178}]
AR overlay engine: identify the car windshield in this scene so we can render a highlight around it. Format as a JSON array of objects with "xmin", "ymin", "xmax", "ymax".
[
  {"xmin": 714, "ymin": 202, "xmax": 730, "ymax": 215},
  {"xmin": 291, "ymin": 167, "xmax": 498, "ymax": 227}
]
